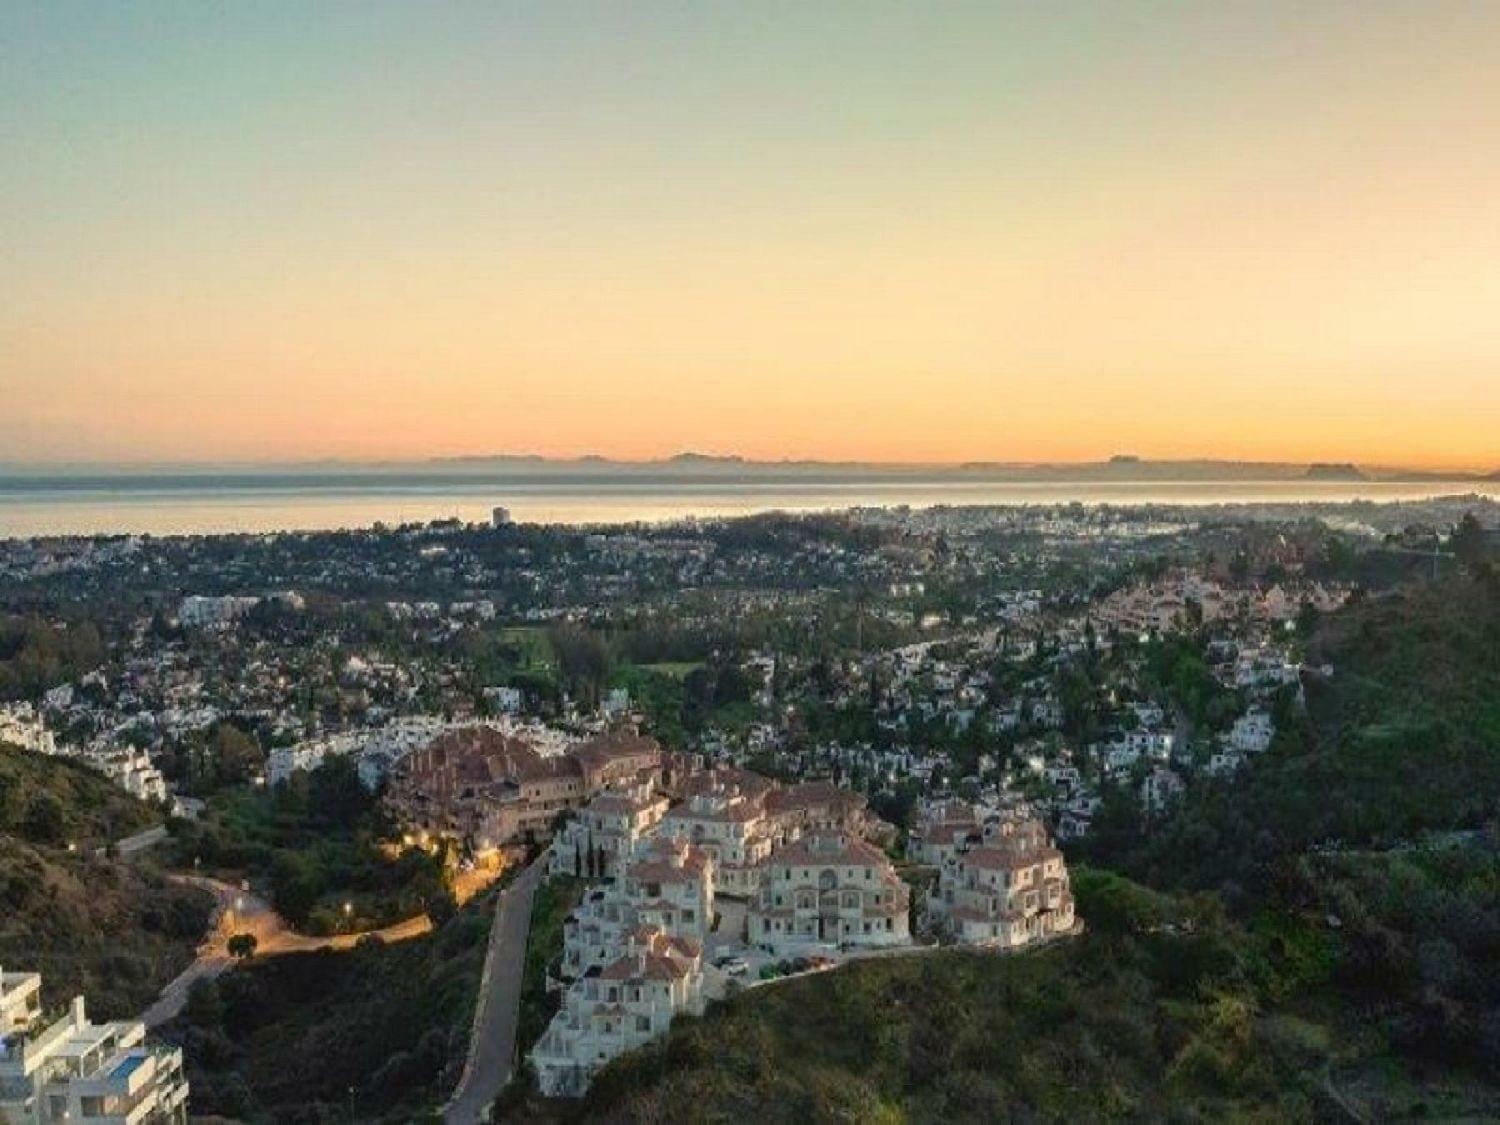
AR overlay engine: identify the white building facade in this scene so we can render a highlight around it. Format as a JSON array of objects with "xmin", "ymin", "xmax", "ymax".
[{"xmin": 0, "ymin": 969, "xmax": 188, "ymax": 1125}]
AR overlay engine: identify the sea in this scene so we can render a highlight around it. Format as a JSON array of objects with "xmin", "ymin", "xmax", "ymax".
[{"xmin": 1, "ymin": 469, "xmax": 1498, "ymax": 539}]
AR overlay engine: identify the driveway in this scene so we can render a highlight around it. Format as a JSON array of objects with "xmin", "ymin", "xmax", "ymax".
[{"xmin": 443, "ymin": 859, "xmax": 544, "ymax": 1125}]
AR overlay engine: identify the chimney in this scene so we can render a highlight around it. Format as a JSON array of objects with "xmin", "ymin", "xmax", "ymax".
[{"xmin": 72, "ymin": 995, "xmax": 87, "ymax": 1027}]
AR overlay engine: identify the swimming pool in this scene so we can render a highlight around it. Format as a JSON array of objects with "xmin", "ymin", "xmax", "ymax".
[{"xmin": 109, "ymin": 1053, "xmax": 147, "ymax": 1082}]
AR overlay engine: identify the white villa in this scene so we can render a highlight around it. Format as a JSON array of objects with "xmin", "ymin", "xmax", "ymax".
[
  {"xmin": 927, "ymin": 812, "xmax": 1077, "ymax": 948},
  {"xmin": 93, "ymin": 746, "xmax": 169, "ymax": 805},
  {"xmin": 0, "ymin": 969, "xmax": 188, "ymax": 1125},
  {"xmin": 550, "ymin": 783, "xmax": 672, "ymax": 881},
  {"xmin": 1227, "ymin": 708, "xmax": 1275, "ymax": 755},
  {"xmin": 531, "ymin": 926, "xmax": 705, "ymax": 1098},
  {"xmin": 0, "ymin": 705, "xmax": 56, "ymax": 754},
  {"xmin": 748, "ymin": 833, "xmax": 911, "ymax": 955},
  {"xmin": 657, "ymin": 781, "xmax": 777, "ymax": 897},
  {"xmin": 560, "ymin": 838, "xmax": 715, "ymax": 979}
]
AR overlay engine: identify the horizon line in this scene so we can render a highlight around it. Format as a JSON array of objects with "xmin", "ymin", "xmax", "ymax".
[{"xmin": 0, "ymin": 452, "xmax": 1496, "ymax": 477}]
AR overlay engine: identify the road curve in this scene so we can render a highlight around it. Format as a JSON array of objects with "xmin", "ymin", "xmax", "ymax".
[
  {"xmin": 143, "ymin": 874, "xmax": 432, "ymax": 1027},
  {"xmin": 444, "ymin": 859, "xmax": 544, "ymax": 1125}
]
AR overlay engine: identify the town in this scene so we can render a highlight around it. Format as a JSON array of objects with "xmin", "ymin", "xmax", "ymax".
[{"xmin": 2, "ymin": 495, "xmax": 1497, "ymax": 1121}]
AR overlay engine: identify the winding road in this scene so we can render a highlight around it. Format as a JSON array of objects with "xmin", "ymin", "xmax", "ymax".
[
  {"xmin": 143, "ymin": 874, "xmax": 432, "ymax": 1027},
  {"xmin": 443, "ymin": 858, "xmax": 544, "ymax": 1125}
]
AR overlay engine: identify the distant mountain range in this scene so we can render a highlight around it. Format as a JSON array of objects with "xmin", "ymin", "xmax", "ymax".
[
  {"xmin": 0, "ymin": 454, "xmax": 1494, "ymax": 484},
  {"xmin": 417, "ymin": 453, "xmax": 1488, "ymax": 483}
]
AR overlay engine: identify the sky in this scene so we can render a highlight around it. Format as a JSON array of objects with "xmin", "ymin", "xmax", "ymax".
[{"xmin": 3, "ymin": 2, "xmax": 1499, "ymax": 469}]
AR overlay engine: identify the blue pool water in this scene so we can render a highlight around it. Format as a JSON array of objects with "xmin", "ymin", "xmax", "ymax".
[{"xmin": 109, "ymin": 1053, "xmax": 147, "ymax": 1081}]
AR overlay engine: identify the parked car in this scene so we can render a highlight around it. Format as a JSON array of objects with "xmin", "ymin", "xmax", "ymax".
[{"xmin": 718, "ymin": 956, "xmax": 750, "ymax": 976}]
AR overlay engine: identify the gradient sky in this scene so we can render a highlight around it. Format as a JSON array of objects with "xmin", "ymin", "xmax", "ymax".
[{"xmin": 3, "ymin": 2, "xmax": 1499, "ymax": 468}]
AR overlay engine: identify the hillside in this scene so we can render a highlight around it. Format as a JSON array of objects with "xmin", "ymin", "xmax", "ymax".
[
  {"xmin": 166, "ymin": 891, "xmax": 494, "ymax": 1122},
  {"xmin": 0, "ymin": 745, "xmax": 211, "ymax": 1019},
  {"xmin": 0, "ymin": 838, "xmax": 211, "ymax": 1019},
  {"xmin": 511, "ymin": 573, "xmax": 1500, "ymax": 1123},
  {"xmin": 1083, "ymin": 570, "xmax": 1500, "ymax": 894},
  {"xmin": 522, "ymin": 858, "xmax": 1499, "ymax": 1123},
  {"xmin": 0, "ymin": 743, "xmax": 160, "ymax": 846}
]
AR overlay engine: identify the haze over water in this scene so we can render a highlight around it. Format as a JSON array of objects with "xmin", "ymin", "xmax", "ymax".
[{"xmin": 3, "ymin": 475, "xmax": 1498, "ymax": 538}]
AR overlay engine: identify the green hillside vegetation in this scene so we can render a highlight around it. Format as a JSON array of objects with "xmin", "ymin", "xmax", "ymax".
[
  {"xmin": 169, "ymin": 891, "xmax": 494, "ymax": 1123},
  {"xmin": 511, "ymin": 853, "xmax": 1499, "ymax": 1124},
  {"xmin": 0, "ymin": 615, "xmax": 104, "ymax": 699},
  {"xmin": 1082, "ymin": 570, "xmax": 1500, "ymax": 896},
  {"xmin": 1, "ymin": 743, "xmax": 159, "ymax": 846},
  {"xmin": 0, "ymin": 747, "xmax": 210, "ymax": 1019},
  {"xmin": 0, "ymin": 838, "xmax": 211, "ymax": 1019},
  {"xmin": 167, "ymin": 755, "xmax": 454, "ymax": 933}
]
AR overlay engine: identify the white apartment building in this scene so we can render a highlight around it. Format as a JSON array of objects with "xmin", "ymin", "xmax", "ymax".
[
  {"xmin": 177, "ymin": 595, "xmax": 260, "ymax": 630},
  {"xmin": 907, "ymin": 798, "xmax": 984, "ymax": 867},
  {"xmin": 0, "ymin": 704, "xmax": 57, "ymax": 754},
  {"xmin": 559, "ymin": 838, "xmax": 715, "ymax": 979},
  {"xmin": 928, "ymin": 815, "xmax": 1077, "ymax": 949},
  {"xmin": 657, "ymin": 784, "xmax": 776, "ymax": 897},
  {"xmin": 0, "ymin": 969, "xmax": 188, "ymax": 1125},
  {"xmin": 94, "ymin": 747, "xmax": 169, "ymax": 805},
  {"xmin": 1228, "ymin": 708, "xmax": 1275, "ymax": 755},
  {"xmin": 748, "ymin": 833, "xmax": 911, "ymax": 956},
  {"xmin": 550, "ymin": 784, "xmax": 671, "ymax": 881},
  {"xmin": 532, "ymin": 926, "xmax": 705, "ymax": 1098}
]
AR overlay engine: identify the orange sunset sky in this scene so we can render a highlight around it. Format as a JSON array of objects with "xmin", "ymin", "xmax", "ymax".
[{"xmin": 3, "ymin": 3, "xmax": 1499, "ymax": 470}]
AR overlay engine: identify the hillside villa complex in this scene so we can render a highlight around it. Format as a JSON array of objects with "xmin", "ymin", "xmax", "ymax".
[
  {"xmin": 371, "ymin": 723, "xmax": 1078, "ymax": 1097},
  {"xmin": 529, "ymin": 752, "xmax": 1075, "ymax": 1097}
]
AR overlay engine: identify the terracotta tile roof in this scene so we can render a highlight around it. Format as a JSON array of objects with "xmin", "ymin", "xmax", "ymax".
[{"xmin": 762, "ymin": 833, "xmax": 891, "ymax": 869}]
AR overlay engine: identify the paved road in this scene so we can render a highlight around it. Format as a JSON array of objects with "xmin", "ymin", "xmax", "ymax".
[
  {"xmin": 143, "ymin": 875, "xmax": 432, "ymax": 1027},
  {"xmin": 444, "ymin": 860, "xmax": 544, "ymax": 1125},
  {"xmin": 95, "ymin": 823, "xmax": 169, "ymax": 859}
]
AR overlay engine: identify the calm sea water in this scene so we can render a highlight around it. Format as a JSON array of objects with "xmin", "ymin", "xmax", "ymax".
[{"xmin": 1, "ymin": 473, "xmax": 1497, "ymax": 538}]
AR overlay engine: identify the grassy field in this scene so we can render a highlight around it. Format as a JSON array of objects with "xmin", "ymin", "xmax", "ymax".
[
  {"xmin": 637, "ymin": 661, "xmax": 703, "ymax": 680},
  {"xmin": 500, "ymin": 625, "xmax": 556, "ymax": 670}
]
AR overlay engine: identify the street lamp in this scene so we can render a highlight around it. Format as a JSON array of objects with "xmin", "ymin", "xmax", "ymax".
[{"xmin": 343, "ymin": 901, "xmax": 353, "ymax": 933}]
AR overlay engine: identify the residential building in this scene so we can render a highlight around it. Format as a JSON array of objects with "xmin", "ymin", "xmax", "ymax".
[
  {"xmin": 385, "ymin": 726, "xmax": 661, "ymax": 853},
  {"xmin": 928, "ymin": 813, "xmax": 1078, "ymax": 948},
  {"xmin": 0, "ymin": 970, "xmax": 188, "ymax": 1125},
  {"xmin": 531, "ymin": 926, "xmax": 705, "ymax": 1098},
  {"xmin": 550, "ymin": 783, "xmax": 672, "ymax": 881},
  {"xmin": 559, "ymin": 838, "xmax": 715, "ymax": 978},
  {"xmin": 0, "ymin": 705, "xmax": 56, "ymax": 754},
  {"xmin": 748, "ymin": 833, "xmax": 911, "ymax": 955}
]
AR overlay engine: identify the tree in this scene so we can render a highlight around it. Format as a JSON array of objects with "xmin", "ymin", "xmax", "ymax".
[
  {"xmin": 209, "ymin": 722, "xmax": 265, "ymax": 787},
  {"xmin": 1452, "ymin": 513, "xmax": 1490, "ymax": 574},
  {"xmin": 24, "ymin": 794, "xmax": 66, "ymax": 845},
  {"xmin": 227, "ymin": 932, "xmax": 258, "ymax": 960}
]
